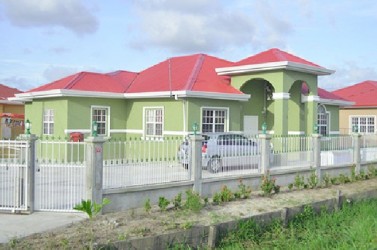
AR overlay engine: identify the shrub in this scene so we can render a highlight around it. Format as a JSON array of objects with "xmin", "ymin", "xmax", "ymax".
[
  {"xmin": 144, "ymin": 198, "xmax": 151, "ymax": 213},
  {"xmin": 288, "ymin": 183, "xmax": 294, "ymax": 191},
  {"xmin": 172, "ymin": 192, "xmax": 182, "ymax": 209},
  {"xmin": 323, "ymin": 173, "xmax": 331, "ymax": 187},
  {"xmin": 260, "ymin": 171, "xmax": 278, "ymax": 196},
  {"xmin": 294, "ymin": 174, "xmax": 305, "ymax": 190},
  {"xmin": 184, "ymin": 189, "xmax": 203, "ymax": 212},
  {"xmin": 307, "ymin": 170, "xmax": 318, "ymax": 189},
  {"xmin": 234, "ymin": 179, "xmax": 252, "ymax": 199},
  {"xmin": 158, "ymin": 196, "xmax": 170, "ymax": 211}
]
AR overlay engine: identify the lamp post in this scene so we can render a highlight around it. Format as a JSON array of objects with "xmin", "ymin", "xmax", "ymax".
[
  {"xmin": 25, "ymin": 119, "xmax": 31, "ymax": 135},
  {"xmin": 262, "ymin": 122, "xmax": 267, "ymax": 134},
  {"xmin": 192, "ymin": 122, "xmax": 199, "ymax": 135},
  {"xmin": 92, "ymin": 121, "xmax": 98, "ymax": 137}
]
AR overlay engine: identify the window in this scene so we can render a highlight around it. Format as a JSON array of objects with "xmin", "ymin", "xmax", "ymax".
[
  {"xmin": 351, "ymin": 116, "xmax": 375, "ymax": 134},
  {"xmin": 202, "ymin": 108, "xmax": 227, "ymax": 133},
  {"xmin": 144, "ymin": 108, "xmax": 163, "ymax": 136},
  {"xmin": 92, "ymin": 107, "xmax": 108, "ymax": 136},
  {"xmin": 317, "ymin": 105, "xmax": 329, "ymax": 136},
  {"xmin": 43, "ymin": 109, "xmax": 54, "ymax": 135}
]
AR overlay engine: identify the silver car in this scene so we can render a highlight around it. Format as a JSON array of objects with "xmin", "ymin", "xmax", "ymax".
[{"xmin": 178, "ymin": 133, "xmax": 261, "ymax": 173}]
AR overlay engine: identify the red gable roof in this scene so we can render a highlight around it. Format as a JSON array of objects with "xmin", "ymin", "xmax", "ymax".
[
  {"xmin": 29, "ymin": 71, "xmax": 137, "ymax": 93},
  {"xmin": 24, "ymin": 48, "xmax": 333, "ymax": 99},
  {"xmin": 0, "ymin": 83, "xmax": 23, "ymax": 99},
  {"xmin": 332, "ymin": 80, "xmax": 377, "ymax": 107},
  {"xmin": 235, "ymin": 48, "xmax": 322, "ymax": 68},
  {"xmin": 126, "ymin": 54, "xmax": 240, "ymax": 94}
]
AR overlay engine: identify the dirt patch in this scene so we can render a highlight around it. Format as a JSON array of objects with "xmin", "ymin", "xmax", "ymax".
[{"xmin": 2, "ymin": 178, "xmax": 377, "ymax": 249}]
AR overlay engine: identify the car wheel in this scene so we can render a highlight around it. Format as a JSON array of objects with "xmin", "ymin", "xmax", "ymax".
[{"xmin": 208, "ymin": 156, "xmax": 222, "ymax": 173}]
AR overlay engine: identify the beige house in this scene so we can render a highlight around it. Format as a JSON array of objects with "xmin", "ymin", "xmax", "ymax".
[{"xmin": 333, "ymin": 80, "xmax": 377, "ymax": 134}]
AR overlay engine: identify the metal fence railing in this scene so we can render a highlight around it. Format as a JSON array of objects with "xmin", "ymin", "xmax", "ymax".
[
  {"xmin": 320, "ymin": 135, "xmax": 353, "ymax": 166},
  {"xmin": 201, "ymin": 134, "xmax": 261, "ymax": 178},
  {"xmin": 270, "ymin": 135, "xmax": 312, "ymax": 169},
  {"xmin": 34, "ymin": 139, "xmax": 86, "ymax": 212},
  {"xmin": 103, "ymin": 137, "xmax": 190, "ymax": 189},
  {"xmin": 361, "ymin": 134, "xmax": 377, "ymax": 163},
  {"xmin": 0, "ymin": 140, "xmax": 29, "ymax": 212}
]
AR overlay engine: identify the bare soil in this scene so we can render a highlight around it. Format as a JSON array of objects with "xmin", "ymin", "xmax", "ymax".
[{"xmin": 1, "ymin": 178, "xmax": 377, "ymax": 249}]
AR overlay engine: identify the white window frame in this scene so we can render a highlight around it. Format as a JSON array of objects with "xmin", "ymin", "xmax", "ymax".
[
  {"xmin": 43, "ymin": 109, "xmax": 54, "ymax": 135},
  {"xmin": 317, "ymin": 105, "xmax": 330, "ymax": 136},
  {"xmin": 350, "ymin": 115, "xmax": 376, "ymax": 134},
  {"xmin": 91, "ymin": 106, "xmax": 110, "ymax": 137},
  {"xmin": 200, "ymin": 107, "xmax": 229, "ymax": 133},
  {"xmin": 143, "ymin": 107, "xmax": 164, "ymax": 137}
]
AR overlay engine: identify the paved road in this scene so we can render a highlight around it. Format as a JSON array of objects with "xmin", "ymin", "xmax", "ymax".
[{"xmin": 0, "ymin": 212, "xmax": 86, "ymax": 244}]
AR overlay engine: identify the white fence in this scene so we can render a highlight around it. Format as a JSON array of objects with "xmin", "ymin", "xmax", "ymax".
[
  {"xmin": 361, "ymin": 134, "xmax": 377, "ymax": 163},
  {"xmin": 270, "ymin": 136, "xmax": 312, "ymax": 169},
  {"xmin": 34, "ymin": 140, "xmax": 86, "ymax": 212},
  {"xmin": 320, "ymin": 135, "xmax": 354, "ymax": 166},
  {"xmin": 103, "ymin": 137, "xmax": 190, "ymax": 189},
  {"xmin": 0, "ymin": 140, "xmax": 29, "ymax": 212}
]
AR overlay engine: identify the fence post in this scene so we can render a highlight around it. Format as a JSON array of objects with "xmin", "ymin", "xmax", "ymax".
[
  {"xmin": 190, "ymin": 135, "xmax": 203, "ymax": 195},
  {"xmin": 21, "ymin": 134, "xmax": 37, "ymax": 213},
  {"xmin": 312, "ymin": 134, "xmax": 322, "ymax": 183},
  {"xmin": 352, "ymin": 133, "xmax": 361, "ymax": 175},
  {"xmin": 259, "ymin": 134, "xmax": 271, "ymax": 175},
  {"xmin": 85, "ymin": 136, "xmax": 107, "ymax": 209}
]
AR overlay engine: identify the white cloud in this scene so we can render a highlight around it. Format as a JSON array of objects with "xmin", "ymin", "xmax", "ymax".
[
  {"xmin": 0, "ymin": 0, "xmax": 98, "ymax": 35},
  {"xmin": 129, "ymin": 0, "xmax": 256, "ymax": 53},
  {"xmin": 127, "ymin": 0, "xmax": 300, "ymax": 54},
  {"xmin": 319, "ymin": 62, "xmax": 377, "ymax": 91}
]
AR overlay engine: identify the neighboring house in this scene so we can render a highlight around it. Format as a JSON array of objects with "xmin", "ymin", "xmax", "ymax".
[
  {"xmin": 333, "ymin": 80, "xmax": 377, "ymax": 134},
  {"xmin": 12, "ymin": 48, "xmax": 351, "ymax": 139},
  {"xmin": 0, "ymin": 84, "xmax": 24, "ymax": 139}
]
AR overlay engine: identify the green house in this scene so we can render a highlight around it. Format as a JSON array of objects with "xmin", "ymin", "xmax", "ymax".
[{"xmin": 13, "ymin": 48, "xmax": 351, "ymax": 139}]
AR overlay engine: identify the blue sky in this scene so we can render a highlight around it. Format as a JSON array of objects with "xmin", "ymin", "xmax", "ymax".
[{"xmin": 0, "ymin": 0, "xmax": 376, "ymax": 92}]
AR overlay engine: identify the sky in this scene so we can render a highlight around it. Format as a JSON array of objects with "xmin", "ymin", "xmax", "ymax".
[{"xmin": 0, "ymin": 0, "xmax": 376, "ymax": 92}]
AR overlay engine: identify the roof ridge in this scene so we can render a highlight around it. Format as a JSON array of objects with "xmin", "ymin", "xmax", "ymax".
[
  {"xmin": 64, "ymin": 72, "xmax": 86, "ymax": 90},
  {"xmin": 185, "ymin": 54, "xmax": 206, "ymax": 90}
]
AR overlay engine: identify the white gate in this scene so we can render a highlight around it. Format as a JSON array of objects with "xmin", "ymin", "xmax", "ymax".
[
  {"xmin": 0, "ymin": 140, "xmax": 29, "ymax": 212},
  {"xmin": 34, "ymin": 140, "xmax": 87, "ymax": 212}
]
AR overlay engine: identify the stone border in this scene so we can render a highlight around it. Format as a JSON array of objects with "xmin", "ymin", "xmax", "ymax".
[{"xmin": 100, "ymin": 188, "xmax": 377, "ymax": 249}]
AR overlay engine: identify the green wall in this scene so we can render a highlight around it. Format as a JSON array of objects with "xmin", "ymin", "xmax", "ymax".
[{"xmin": 25, "ymin": 98, "xmax": 68, "ymax": 138}]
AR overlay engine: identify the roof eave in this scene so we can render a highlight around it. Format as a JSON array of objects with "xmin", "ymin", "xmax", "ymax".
[
  {"xmin": 12, "ymin": 89, "xmax": 125, "ymax": 101},
  {"xmin": 216, "ymin": 61, "xmax": 334, "ymax": 76},
  {"xmin": 124, "ymin": 91, "xmax": 250, "ymax": 101},
  {"xmin": 319, "ymin": 98, "xmax": 354, "ymax": 106}
]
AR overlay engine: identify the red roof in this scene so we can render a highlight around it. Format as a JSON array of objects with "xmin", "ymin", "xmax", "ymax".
[
  {"xmin": 25, "ymin": 48, "xmax": 333, "ymax": 98},
  {"xmin": 332, "ymin": 80, "xmax": 377, "ymax": 107},
  {"xmin": 235, "ymin": 48, "xmax": 322, "ymax": 68},
  {"xmin": 29, "ymin": 71, "xmax": 137, "ymax": 93},
  {"xmin": 0, "ymin": 84, "xmax": 23, "ymax": 99},
  {"xmin": 126, "ymin": 54, "xmax": 240, "ymax": 94}
]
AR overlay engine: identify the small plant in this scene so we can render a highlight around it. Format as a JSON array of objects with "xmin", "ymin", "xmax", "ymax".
[
  {"xmin": 260, "ymin": 171, "xmax": 278, "ymax": 196},
  {"xmin": 367, "ymin": 165, "xmax": 376, "ymax": 177},
  {"xmin": 181, "ymin": 221, "xmax": 194, "ymax": 230},
  {"xmin": 323, "ymin": 173, "xmax": 331, "ymax": 187},
  {"xmin": 172, "ymin": 192, "xmax": 182, "ymax": 209},
  {"xmin": 220, "ymin": 185, "xmax": 234, "ymax": 202},
  {"xmin": 184, "ymin": 189, "xmax": 203, "ymax": 212},
  {"xmin": 212, "ymin": 192, "xmax": 222, "ymax": 204},
  {"xmin": 158, "ymin": 196, "xmax": 170, "ymax": 211},
  {"xmin": 350, "ymin": 165, "xmax": 357, "ymax": 182},
  {"xmin": 234, "ymin": 179, "xmax": 252, "ymax": 199},
  {"xmin": 73, "ymin": 198, "xmax": 111, "ymax": 219},
  {"xmin": 273, "ymin": 184, "xmax": 280, "ymax": 194},
  {"xmin": 307, "ymin": 170, "xmax": 318, "ymax": 189},
  {"xmin": 288, "ymin": 183, "xmax": 294, "ymax": 191},
  {"xmin": 294, "ymin": 174, "xmax": 305, "ymax": 190},
  {"xmin": 331, "ymin": 177, "xmax": 340, "ymax": 185},
  {"xmin": 338, "ymin": 174, "xmax": 350, "ymax": 184},
  {"xmin": 144, "ymin": 198, "xmax": 151, "ymax": 213}
]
